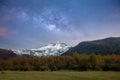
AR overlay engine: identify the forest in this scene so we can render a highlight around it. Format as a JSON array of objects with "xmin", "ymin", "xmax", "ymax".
[{"xmin": 0, "ymin": 53, "xmax": 120, "ymax": 71}]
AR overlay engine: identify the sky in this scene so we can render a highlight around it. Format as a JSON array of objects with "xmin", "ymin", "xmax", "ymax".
[{"xmin": 0, "ymin": 0, "xmax": 120, "ymax": 49}]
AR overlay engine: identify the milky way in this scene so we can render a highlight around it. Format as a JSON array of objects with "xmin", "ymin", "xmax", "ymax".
[{"xmin": 0, "ymin": 0, "xmax": 120, "ymax": 49}]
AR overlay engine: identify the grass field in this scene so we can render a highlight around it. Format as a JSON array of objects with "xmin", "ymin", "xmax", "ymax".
[{"xmin": 0, "ymin": 71, "xmax": 120, "ymax": 80}]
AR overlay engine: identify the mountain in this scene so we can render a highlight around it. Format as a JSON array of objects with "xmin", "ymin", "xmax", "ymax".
[
  {"xmin": 63, "ymin": 37, "xmax": 120, "ymax": 55},
  {"xmin": 0, "ymin": 48, "xmax": 17, "ymax": 59},
  {"xmin": 13, "ymin": 43, "xmax": 70, "ymax": 56}
]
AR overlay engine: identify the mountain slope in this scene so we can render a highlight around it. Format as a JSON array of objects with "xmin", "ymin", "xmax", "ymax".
[
  {"xmin": 63, "ymin": 37, "xmax": 120, "ymax": 55},
  {"xmin": 0, "ymin": 48, "xmax": 17, "ymax": 59},
  {"xmin": 31, "ymin": 43, "xmax": 70, "ymax": 56},
  {"xmin": 13, "ymin": 43, "xmax": 70, "ymax": 56}
]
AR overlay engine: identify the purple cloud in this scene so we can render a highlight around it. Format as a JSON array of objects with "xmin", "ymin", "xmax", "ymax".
[{"xmin": 0, "ymin": 27, "xmax": 7, "ymax": 38}]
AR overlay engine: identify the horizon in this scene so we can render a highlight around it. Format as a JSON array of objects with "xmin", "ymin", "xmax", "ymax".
[
  {"xmin": 0, "ymin": 36, "xmax": 120, "ymax": 50},
  {"xmin": 0, "ymin": 0, "xmax": 120, "ymax": 49}
]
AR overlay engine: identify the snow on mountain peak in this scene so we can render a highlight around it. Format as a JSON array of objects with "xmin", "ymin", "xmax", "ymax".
[{"xmin": 13, "ymin": 43, "xmax": 70, "ymax": 56}]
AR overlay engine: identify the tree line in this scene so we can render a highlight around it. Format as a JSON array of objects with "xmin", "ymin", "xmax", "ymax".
[{"xmin": 0, "ymin": 53, "xmax": 120, "ymax": 71}]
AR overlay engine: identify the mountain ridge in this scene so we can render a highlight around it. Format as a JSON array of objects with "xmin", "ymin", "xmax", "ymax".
[
  {"xmin": 63, "ymin": 37, "xmax": 120, "ymax": 55},
  {"xmin": 13, "ymin": 43, "xmax": 70, "ymax": 56},
  {"xmin": 0, "ymin": 48, "xmax": 17, "ymax": 59}
]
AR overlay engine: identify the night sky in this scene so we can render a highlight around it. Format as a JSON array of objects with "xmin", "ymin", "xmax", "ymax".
[{"xmin": 0, "ymin": 0, "xmax": 120, "ymax": 49}]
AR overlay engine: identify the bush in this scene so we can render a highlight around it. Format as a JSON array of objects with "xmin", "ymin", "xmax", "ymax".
[{"xmin": 0, "ymin": 54, "xmax": 120, "ymax": 71}]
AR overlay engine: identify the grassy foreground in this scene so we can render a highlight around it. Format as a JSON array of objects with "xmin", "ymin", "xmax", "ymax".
[{"xmin": 0, "ymin": 71, "xmax": 120, "ymax": 80}]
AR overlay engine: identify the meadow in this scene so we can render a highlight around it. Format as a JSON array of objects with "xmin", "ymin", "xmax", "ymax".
[{"xmin": 0, "ymin": 71, "xmax": 120, "ymax": 80}]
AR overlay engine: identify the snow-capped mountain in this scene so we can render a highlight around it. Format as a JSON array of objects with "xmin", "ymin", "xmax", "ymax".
[{"xmin": 13, "ymin": 43, "xmax": 70, "ymax": 56}]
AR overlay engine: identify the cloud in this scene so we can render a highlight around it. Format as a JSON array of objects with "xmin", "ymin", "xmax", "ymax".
[{"xmin": 0, "ymin": 27, "xmax": 7, "ymax": 37}]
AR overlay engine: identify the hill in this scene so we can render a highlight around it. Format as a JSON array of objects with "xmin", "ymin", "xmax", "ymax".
[
  {"xmin": 63, "ymin": 37, "xmax": 120, "ymax": 55},
  {"xmin": 0, "ymin": 48, "xmax": 17, "ymax": 59}
]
